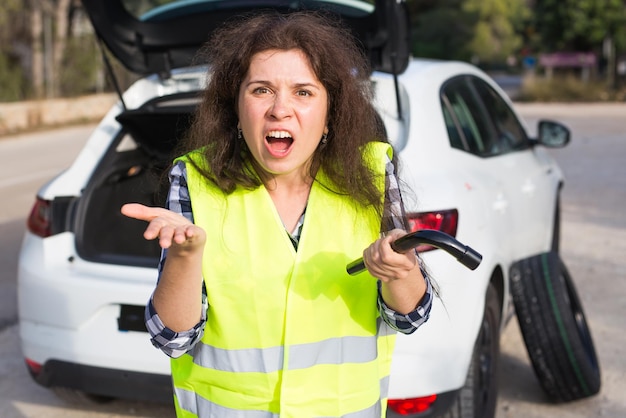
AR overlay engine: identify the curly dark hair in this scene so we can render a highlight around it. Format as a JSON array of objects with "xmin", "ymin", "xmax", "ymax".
[{"xmin": 179, "ymin": 10, "xmax": 387, "ymax": 209}]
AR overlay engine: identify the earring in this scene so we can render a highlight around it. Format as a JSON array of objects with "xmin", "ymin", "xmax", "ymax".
[
  {"xmin": 237, "ymin": 128, "xmax": 243, "ymax": 140},
  {"xmin": 321, "ymin": 132, "xmax": 328, "ymax": 145}
]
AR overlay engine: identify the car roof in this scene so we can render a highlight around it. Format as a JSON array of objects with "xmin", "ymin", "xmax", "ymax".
[{"xmin": 80, "ymin": 0, "xmax": 410, "ymax": 76}]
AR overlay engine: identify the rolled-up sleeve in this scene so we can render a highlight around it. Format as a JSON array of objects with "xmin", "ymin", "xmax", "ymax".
[
  {"xmin": 378, "ymin": 270, "xmax": 433, "ymax": 334},
  {"xmin": 143, "ymin": 161, "xmax": 208, "ymax": 358},
  {"xmin": 145, "ymin": 296, "xmax": 207, "ymax": 358}
]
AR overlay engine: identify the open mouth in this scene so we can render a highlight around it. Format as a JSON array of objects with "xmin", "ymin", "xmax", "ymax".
[{"xmin": 265, "ymin": 130, "xmax": 294, "ymax": 155}]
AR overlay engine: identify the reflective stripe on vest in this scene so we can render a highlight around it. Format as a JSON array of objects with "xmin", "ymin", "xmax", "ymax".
[
  {"xmin": 175, "ymin": 385, "xmax": 385, "ymax": 418},
  {"xmin": 190, "ymin": 317, "xmax": 395, "ymax": 373},
  {"xmin": 172, "ymin": 142, "xmax": 395, "ymax": 417}
]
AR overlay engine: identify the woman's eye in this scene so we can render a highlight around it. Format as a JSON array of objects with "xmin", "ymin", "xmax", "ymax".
[
  {"xmin": 296, "ymin": 90, "xmax": 311, "ymax": 97},
  {"xmin": 253, "ymin": 87, "xmax": 269, "ymax": 94}
]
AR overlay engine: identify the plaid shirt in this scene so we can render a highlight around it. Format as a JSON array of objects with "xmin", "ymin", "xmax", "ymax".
[{"xmin": 146, "ymin": 158, "xmax": 433, "ymax": 358}]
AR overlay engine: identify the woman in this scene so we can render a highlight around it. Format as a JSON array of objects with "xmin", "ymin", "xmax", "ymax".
[{"xmin": 122, "ymin": 11, "xmax": 432, "ymax": 418}]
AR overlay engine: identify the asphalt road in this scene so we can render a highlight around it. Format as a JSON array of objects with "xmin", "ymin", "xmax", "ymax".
[{"xmin": 0, "ymin": 103, "xmax": 624, "ymax": 417}]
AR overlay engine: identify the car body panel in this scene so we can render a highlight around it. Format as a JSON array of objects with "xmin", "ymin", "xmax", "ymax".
[
  {"xmin": 378, "ymin": 60, "xmax": 562, "ymax": 399},
  {"xmin": 18, "ymin": 231, "xmax": 169, "ymax": 375}
]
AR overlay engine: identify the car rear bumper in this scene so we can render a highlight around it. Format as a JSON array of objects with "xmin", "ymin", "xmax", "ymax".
[
  {"xmin": 29, "ymin": 358, "xmax": 172, "ymax": 403},
  {"xmin": 18, "ymin": 232, "xmax": 171, "ymax": 387}
]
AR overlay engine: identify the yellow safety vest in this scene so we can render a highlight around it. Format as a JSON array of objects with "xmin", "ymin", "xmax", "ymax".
[{"xmin": 171, "ymin": 142, "xmax": 396, "ymax": 417}]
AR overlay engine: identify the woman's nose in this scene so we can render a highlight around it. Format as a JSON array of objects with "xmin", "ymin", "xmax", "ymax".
[{"xmin": 269, "ymin": 94, "xmax": 292, "ymax": 119}]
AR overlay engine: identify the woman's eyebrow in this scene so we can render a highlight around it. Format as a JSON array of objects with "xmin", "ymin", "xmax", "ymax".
[{"xmin": 244, "ymin": 80, "xmax": 323, "ymax": 91}]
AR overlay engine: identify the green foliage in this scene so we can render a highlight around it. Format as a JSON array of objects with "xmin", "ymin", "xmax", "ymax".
[
  {"xmin": 531, "ymin": 0, "xmax": 626, "ymax": 51},
  {"xmin": 59, "ymin": 35, "xmax": 101, "ymax": 97},
  {"xmin": 0, "ymin": 0, "xmax": 27, "ymax": 102},
  {"xmin": 408, "ymin": 0, "xmax": 477, "ymax": 61},
  {"xmin": 517, "ymin": 75, "xmax": 626, "ymax": 102},
  {"xmin": 0, "ymin": 0, "xmax": 21, "ymax": 29},
  {"xmin": 407, "ymin": 0, "xmax": 530, "ymax": 65},
  {"xmin": 463, "ymin": 0, "xmax": 529, "ymax": 64},
  {"xmin": 0, "ymin": 53, "xmax": 27, "ymax": 102}
]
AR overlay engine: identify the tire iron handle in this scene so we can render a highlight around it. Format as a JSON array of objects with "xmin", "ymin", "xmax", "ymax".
[{"xmin": 346, "ymin": 230, "xmax": 482, "ymax": 275}]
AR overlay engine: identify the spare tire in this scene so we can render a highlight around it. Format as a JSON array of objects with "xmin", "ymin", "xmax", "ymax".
[{"xmin": 509, "ymin": 251, "xmax": 600, "ymax": 402}]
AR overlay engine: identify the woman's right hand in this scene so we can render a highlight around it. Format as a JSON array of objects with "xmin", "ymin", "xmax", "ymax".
[
  {"xmin": 121, "ymin": 203, "xmax": 206, "ymax": 252},
  {"xmin": 123, "ymin": 203, "xmax": 206, "ymax": 332}
]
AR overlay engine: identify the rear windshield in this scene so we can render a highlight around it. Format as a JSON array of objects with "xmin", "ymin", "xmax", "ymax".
[{"xmin": 122, "ymin": 0, "xmax": 376, "ymax": 21}]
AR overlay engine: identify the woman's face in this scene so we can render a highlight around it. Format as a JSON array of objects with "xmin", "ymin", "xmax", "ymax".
[{"xmin": 237, "ymin": 49, "xmax": 329, "ymax": 182}]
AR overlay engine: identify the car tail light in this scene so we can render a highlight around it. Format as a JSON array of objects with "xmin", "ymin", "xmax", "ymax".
[
  {"xmin": 387, "ymin": 394, "xmax": 437, "ymax": 415},
  {"xmin": 27, "ymin": 197, "xmax": 52, "ymax": 238},
  {"xmin": 24, "ymin": 357, "xmax": 43, "ymax": 377},
  {"xmin": 406, "ymin": 209, "xmax": 458, "ymax": 252}
]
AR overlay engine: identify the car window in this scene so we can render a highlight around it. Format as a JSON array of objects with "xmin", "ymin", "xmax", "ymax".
[
  {"xmin": 442, "ymin": 103, "xmax": 465, "ymax": 150},
  {"xmin": 122, "ymin": 0, "xmax": 376, "ymax": 20},
  {"xmin": 441, "ymin": 75, "xmax": 528, "ymax": 157},
  {"xmin": 471, "ymin": 79, "xmax": 529, "ymax": 153},
  {"xmin": 441, "ymin": 77, "xmax": 494, "ymax": 156}
]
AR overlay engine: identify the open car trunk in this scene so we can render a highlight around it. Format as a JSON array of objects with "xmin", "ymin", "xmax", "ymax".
[
  {"xmin": 71, "ymin": 0, "xmax": 412, "ymax": 268},
  {"xmin": 74, "ymin": 93, "xmax": 200, "ymax": 268}
]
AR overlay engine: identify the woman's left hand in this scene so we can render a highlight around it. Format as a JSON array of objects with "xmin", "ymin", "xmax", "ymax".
[
  {"xmin": 362, "ymin": 229, "xmax": 418, "ymax": 283},
  {"xmin": 363, "ymin": 229, "xmax": 426, "ymax": 314}
]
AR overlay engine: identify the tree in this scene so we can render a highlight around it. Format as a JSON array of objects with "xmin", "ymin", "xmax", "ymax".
[
  {"xmin": 463, "ymin": 0, "xmax": 530, "ymax": 65},
  {"xmin": 0, "ymin": 0, "xmax": 29, "ymax": 101},
  {"xmin": 28, "ymin": 0, "xmax": 74, "ymax": 98},
  {"xmin": 530, "ymin": 0, "xmax": 626, "ymax": 87},
  {"xmin": 406, "ymin": 0, "xmax": 530, "ymax": 66},
  {"xmin": 531, "ymin": 0, "xmax": 626, "ymax": 51},
  {"xmin": 407, "ymin": 0, "xmax": 478, "ymax": 61},
  {"xmin": 28, "ymin": 0, "xmax": 45, "ymax": 98}
]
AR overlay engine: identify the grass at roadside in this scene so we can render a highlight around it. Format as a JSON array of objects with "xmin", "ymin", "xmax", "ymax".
[{"xmin": 517, "ymin": 76, "xmax": 626, "ymax": 102}]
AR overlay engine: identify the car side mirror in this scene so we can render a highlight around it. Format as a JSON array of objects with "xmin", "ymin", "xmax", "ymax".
[{"xmin": 534, "ymin": 120, "xmax": 570, "ymax": 148}]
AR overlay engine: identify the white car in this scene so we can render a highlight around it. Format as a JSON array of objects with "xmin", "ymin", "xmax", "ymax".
[{"xmin": 18, "ymin": 1, "xmax": 600, "ymax": 417}]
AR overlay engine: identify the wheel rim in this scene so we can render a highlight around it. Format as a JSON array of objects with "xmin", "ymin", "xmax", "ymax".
[{"xmin": 476, "ymin": 305, "xmax": 498, "ymax": 414}]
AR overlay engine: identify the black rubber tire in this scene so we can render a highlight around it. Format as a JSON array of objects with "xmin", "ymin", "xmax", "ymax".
[
  {"xmin": 510, "ymin": 251, "xmax": 601, "ymax": 402},
  {"xmin": 551, "ymin": 196, "xmax": 561, "ymax": 253},
  {"xmin": 52, "ymin": 387, "xmax": 114, "ymax": 405},
  {"xmin": 442, "ymin": 283, "xmax": 500, "ymax": 418}
]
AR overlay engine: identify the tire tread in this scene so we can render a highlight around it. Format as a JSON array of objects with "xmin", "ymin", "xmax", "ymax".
[{"xmin": 510, "ymin": 252, "xmax": 600, "ymax": 402}]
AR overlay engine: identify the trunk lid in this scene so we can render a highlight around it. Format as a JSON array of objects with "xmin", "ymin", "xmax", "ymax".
[{"xmin": 80, "ymin": 0, "xmax": 410, "ymax": 77}]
